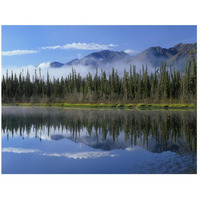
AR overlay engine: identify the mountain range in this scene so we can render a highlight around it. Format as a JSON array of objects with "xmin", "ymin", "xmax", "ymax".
[
  {"xmin": 49, "ymin": 43, "xmax": 197, "ymax": 71},
  {"xmin": 50, "ymin": 132, "xmax": 193, "ymax": 155}
]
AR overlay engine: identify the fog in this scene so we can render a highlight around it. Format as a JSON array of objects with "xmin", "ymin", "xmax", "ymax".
[
  {"xmin": 2, "ymin": 60, "xmax": 155, "ymax": 81},
  {"xmin": 2, "ymin": 63, "xmax": 95, "ymax": 80}
]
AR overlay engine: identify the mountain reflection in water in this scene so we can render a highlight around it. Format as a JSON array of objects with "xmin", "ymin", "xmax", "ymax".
[{"xmin": 2, "ymin": 107, "xmax": 197, "ymax": 174}]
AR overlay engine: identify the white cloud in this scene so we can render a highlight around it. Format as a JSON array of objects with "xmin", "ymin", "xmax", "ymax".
[
  {"xmin": 41, "ymin": 42, "xmax": 117, "ymax": 50},
  {"xmin": 2, "ymin": 147, "xmax": 39, "ymax": 154},
  {"xmin": 124, "ymin": 49, "xmax": 139, "ymax": 55},
  {"xmin": 38, "ymin": 62, "xmax": 51, "ymax": 68},
  {"xmin": 41, "ymin": 151, "xmax": 118, "ymax": 159},
  {"xmin": 2, "ymin": 42, "xmax": 117, "ymax": 57},
  {"xmin": 2, "ymin": 49, "xmax": 39, "ymax": 56}
]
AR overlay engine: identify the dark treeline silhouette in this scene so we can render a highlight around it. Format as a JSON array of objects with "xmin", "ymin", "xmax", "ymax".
[
  {"xmin": 2, "ymin": 56, "xmax": 196, "ymax": 104},
  {"xmin": 2, "ymin": 107, "xmax": 197, "ymax": 154}
]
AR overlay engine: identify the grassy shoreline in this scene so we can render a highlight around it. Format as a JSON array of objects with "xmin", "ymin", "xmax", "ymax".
[{"xmin": 2, "ymin": 102, "xmax": 196, "ymax": 109}]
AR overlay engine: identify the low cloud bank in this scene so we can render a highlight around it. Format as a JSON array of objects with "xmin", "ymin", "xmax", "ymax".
[{"xmin": 2, "ymin": 60, "xmax": 154, "ymax": 80}]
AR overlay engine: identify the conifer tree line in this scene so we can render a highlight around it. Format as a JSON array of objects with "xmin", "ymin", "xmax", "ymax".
[{"xmin": 2, "ymin": 56, "xmax": 196, "ymax": 104}]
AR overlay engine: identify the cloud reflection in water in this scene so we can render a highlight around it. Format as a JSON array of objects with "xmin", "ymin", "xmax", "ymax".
[{"xmin": 2, "ymin": 147, "xmax": 118, "ymax": 160}]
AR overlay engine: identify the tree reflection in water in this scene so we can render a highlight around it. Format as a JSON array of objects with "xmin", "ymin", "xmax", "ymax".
[{"xmin": 2, "ymin": 107, "xmax": 196, "ymax": 155}]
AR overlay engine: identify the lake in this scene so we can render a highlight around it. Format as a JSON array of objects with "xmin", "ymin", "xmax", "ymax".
[{"xmin": 1, "ymin": 106, "xmax": 197, "ymax": 174}]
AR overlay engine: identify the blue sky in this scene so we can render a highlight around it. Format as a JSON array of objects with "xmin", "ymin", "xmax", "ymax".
[{"xmin": 2, "ymin": 25, "xmax": 197, "ymax": 68}]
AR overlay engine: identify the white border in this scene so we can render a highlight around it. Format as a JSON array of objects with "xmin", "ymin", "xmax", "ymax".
[{"xmin": 0, "ymin": 0, "xmax": 199, "ymax": 200}]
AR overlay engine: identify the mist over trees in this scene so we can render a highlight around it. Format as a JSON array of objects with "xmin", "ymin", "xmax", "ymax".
[{"xmin": 2, "ymin": 56, "xmax": 196, "ymax": 104}]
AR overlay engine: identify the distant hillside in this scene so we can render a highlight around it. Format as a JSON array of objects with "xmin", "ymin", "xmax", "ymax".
[
  {"xmin": 128, "ymin": 43, "xmax": 197, "ymax": 71},
  {"xmin": 49, "ymin": 43, "xmax": 197, "ymax": 72},
  {"xmin": 66, "ymin": 50, "xmax": 129, "ymax": 67},
  {"xmin": 50, "ymin": 61, "xmax": 64, "ymax": 68}
]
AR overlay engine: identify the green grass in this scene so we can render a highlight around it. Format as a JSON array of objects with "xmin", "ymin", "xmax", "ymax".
[{"xmin": 2, "ymin": 102, "xmax": 196, "ymax": 109}]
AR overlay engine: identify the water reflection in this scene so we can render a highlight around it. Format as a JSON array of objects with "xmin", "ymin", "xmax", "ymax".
[
  {"xmin": 2, "ymin": 107, "xmax": 197, "ymax": 155},
  {"xmin": 2, "ymin": 147, "xmax": 118, "ymax": 159}
]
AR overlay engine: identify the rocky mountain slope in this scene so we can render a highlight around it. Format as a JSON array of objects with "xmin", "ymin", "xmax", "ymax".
[{"xmin": 49, "ymin": 43, "xmax": 197, "ymax": 71}]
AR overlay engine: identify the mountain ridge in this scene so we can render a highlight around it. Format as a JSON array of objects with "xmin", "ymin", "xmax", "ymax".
[{"xmin": 49, "ymin": 43, "xmax": 197, "ymax": 71}]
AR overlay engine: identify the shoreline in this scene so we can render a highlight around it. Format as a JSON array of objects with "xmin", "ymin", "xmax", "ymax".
[{"xmin": 2, "ymin": 103, "xmax": 196, "ymax": 109}]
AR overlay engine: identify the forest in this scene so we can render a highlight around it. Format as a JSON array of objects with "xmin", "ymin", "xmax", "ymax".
[{"xmin": 1, "ymin": 55, "xmax": 196, "ymax": 104}]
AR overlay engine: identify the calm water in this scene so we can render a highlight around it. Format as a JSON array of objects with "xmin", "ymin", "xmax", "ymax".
[{"xmin": 1, "ymin": 106, "xmax": 197, "ymax": 174}]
